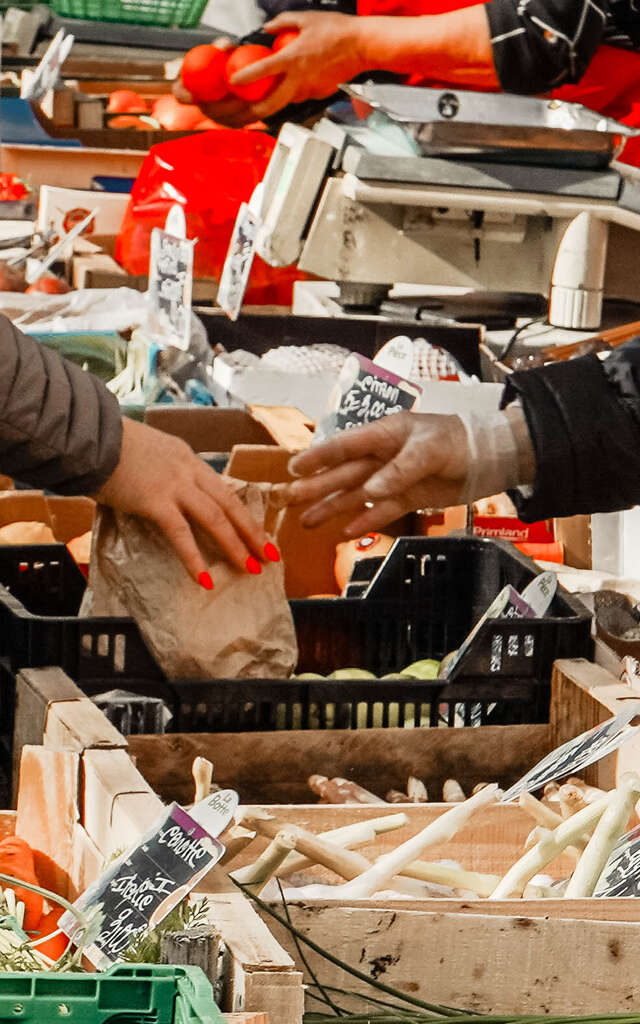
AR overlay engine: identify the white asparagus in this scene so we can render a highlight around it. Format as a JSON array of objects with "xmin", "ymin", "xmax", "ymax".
[
  {"xmin": 244, "ymin": 816, "xmax": 376, "ymax": 880},
  {"xmin": 192, "ymin": 757, "xmax": 214, "ymax": 805},
  {"xmin": 278, "ymin": 813, "xmax": 409, "ymax": 876},
  {"xmin": 335, "ymin": 783, "xmax": 501, "ymax": 899},
  {"xmin": 386, "ymin": 790, "xmax": 409, "ymax": 803},
  {"xmin": 523, "ymin": 882, "xmax": 558, "ymax": 899},
  {"xmin": 524, "ymin": 825, "xmax": 549, "ymax": 852},
  {"xmin": 491, "ymin": 792, "xmax": 615, "ymax": 899},
  {"xmin": 231, "ymin": 833, "xmax": 294, "ymax": 887},
  {"xmin": 407, "ymin": 777, "xmax": 428, "ymax": 803},
  {"xmin": 401, "ymin": 861, "xmax": 500, "ymax": 896},
  {"xmin": 567, "ymin": 777, "xmax": 608, "ymax": 803},
  {"xmin": 565, "ymin": 774, "xmax": 640, "ymax": 898},
  {"xmin": 519, "ymin": 792, "xmax": 563, "ymax": 829},
  {"xmin": 519, "ymin": 792, "xmax": 586, "ymax": 857},
  {"xmin": 558, "ymin": 784, "xmax": 588, "ymax": 820},
  {"xmin": 472, "ymin": 783, "xmax": 491, "ymax": 795},
  {"xmin": 443, "ymin": 779, "xmax": 466, "ymax": 803}
]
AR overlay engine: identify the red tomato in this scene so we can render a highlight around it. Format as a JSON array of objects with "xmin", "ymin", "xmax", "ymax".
[
  {"xmin": 0, "ymin": 174, "xmax": 30, "ymax": 202},
  {"xmin": 34, "ymin": 908, "xmax": 69, "ymax": 961},
  {"xmin": 151, "ymin": 95, "xmax": 204, "ymax": 131},
  {"xmin": 26, "ymin": 276, "xmax": 71, "ymax": 295},
  {"xmin": 225, "ymin": 45, "xmax": 278, "ymax": 103},
  {"xmin": 272, "ymin": 30, "xmax": 299, "ymax": 52},
  {"xmin": 107, "ymin": 89, "xmax": 148, "ymax": 114},
  {"xmin": 181, "ymin": 44, "xmax": 231, "ymax": 103},
  {"xmin": 108, "ymin": 115, "xmax": 151, "ymax": 130}
]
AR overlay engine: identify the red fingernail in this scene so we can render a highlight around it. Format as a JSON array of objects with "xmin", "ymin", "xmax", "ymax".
[
  {"xmin": 246, "ymin": 555, "xmax": 262, "ymax": 575},
  {"xmin": 198, "ymin": 571, "xmax": 214, "ymax": 591},
  {"xmin": 264, "ymin": 542, "xmax": 281, "ymax": 562}
]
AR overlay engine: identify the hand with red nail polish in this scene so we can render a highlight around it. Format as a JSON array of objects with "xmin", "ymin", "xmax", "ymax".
[
  {"xmin": 95, "ymin": 419, "xmax": 272, "ymax": 588},
  {"xmin": 198, "ymin": 571, "xmax": 214, "ymax": 591},
  {"xmin": 264, "ymin": 542, "xmax": 281, "ymax": 563}
]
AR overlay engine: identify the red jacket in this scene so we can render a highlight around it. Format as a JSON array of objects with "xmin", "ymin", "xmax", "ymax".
[{"xmin": 356, "ymin": 0, "xmax": 640, "ymax": 165}]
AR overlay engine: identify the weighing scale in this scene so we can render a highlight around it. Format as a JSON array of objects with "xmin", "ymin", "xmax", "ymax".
[{"xmin": 253, "ymin": 85, "xmax": 640, "ymax": 332}]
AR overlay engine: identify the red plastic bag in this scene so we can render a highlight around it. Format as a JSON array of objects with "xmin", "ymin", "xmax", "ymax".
[{"xmin": 115, "ymin": 129, "xmax": 303, "ymax": 305}]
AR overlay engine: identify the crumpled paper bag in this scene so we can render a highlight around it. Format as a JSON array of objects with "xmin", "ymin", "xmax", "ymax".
[{"xmin": 80, "ymin": 479, "xmax": 298, "ymax": 680}]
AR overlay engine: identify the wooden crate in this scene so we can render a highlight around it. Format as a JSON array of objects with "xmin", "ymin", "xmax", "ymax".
[
  {"xmin": 16, "ymin": 704, "xmax": 303, "ymax": 1024},
  {"xmin": 17, "ymin": 657, "xmax": 640, "ymax": 1020}
]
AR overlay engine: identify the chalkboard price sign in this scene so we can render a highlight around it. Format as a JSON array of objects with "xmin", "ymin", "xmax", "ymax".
[
  {"xmin": 60, "ymin": 804, "xmax": 224, "ymax": 970},
  {"xmin": 316, "ymin": 354, "xmax": 422, "ymax": 442},
  {"xmin": 502, "ymin": 704, "xmax": 640, "ymax": 803}
]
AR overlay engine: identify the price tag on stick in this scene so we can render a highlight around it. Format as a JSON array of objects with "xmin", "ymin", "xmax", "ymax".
[
  {"xmin": 148, "ymin": 206, "xmax": 195, "ymax": 352},
  {"xmin": 217, "ymin": 202, "xmax": 259, "ymax": 321},
  {"xmin": 59, "ymin": 803, "xmax": 224, "ymax": 970}
]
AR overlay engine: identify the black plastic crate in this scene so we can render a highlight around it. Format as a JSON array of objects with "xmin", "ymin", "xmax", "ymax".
[{"xmin": 0, "ymin": 537, "xmax": 591, "ymax": 745}]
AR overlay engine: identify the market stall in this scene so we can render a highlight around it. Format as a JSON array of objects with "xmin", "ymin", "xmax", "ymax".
[{"xmin": 3, "ymin": 4, "xmax": 640, "ymax": 1021}]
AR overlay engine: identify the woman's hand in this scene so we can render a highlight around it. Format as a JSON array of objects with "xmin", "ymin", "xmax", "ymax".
[
  {"xmin": 282, "ymin": 412, "xmax": 472, "ymax": 536},
  {"xmin": 94, "ymin": 419, "xmax": 276, "ymax": 589},
  {"xmin": 228, "ymin": 12, "xmax": 369, "ymax": 120}
]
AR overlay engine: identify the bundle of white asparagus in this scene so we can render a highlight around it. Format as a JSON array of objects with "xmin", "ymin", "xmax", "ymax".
[{"xmin": 198, "ymin": 766, "xmax": 640, "ymax": 902}]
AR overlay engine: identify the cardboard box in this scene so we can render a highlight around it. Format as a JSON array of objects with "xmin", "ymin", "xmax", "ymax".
[
  {"xmin": 144, "ymin": 407, "xmax": 279, "ymax": 453},
  {"xmin": 0, "ymin": 491, "xmax": 94, "ymax": 543}
]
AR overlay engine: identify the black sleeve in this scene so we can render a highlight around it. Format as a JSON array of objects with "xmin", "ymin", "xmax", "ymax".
[
  {"xmin": 504, "ymin": 337, "xmax": 640, "ymax": 521},
  {"xmin": 485, "ymin": 0, "xmax": 608, "ymax": 93},
  {"xmin": 0, "ymin": 315, "xmax": 122, "ymax": 495}
]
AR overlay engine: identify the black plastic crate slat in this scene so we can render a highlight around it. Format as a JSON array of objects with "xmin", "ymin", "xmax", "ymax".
[{"xmin": 0, "ymin": 538, "xmax": 592, "ymax": 755}]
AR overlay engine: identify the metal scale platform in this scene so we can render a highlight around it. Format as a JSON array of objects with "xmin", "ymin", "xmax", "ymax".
[{"xmin": 253, "ymin": 84, "xmax": 640, "ymax": 332}]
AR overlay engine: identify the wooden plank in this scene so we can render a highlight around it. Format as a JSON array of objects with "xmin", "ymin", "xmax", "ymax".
[
  {"xmin": 265, "ymin": 905, "xmax": 640, "ymax": 1015},
  {"xmin": 15, "ymin": 745, "xmax": 80, "ymax": 900},
  {"xmin": 127, "ymin": 725, "xmax": 551, "ymax": 806},
  {"xmin": 1, "ymin": 145, "xmax": 146, "ymax": 190},
  {"xmin": 69, "ymin": 823, "xmax": 104, "ymax": 902},
  {"xmin": 550, "ymin": 658, "xmax": 640, "ymax": 790},
  {"xmin": 82, "ymin": 748, "xmax": 163, "ymax": 857},
  {"xmin": 198, "ymin": 882, "xmax": 303, "ymax": 1024},
  {"xmin": 13, "ymin": 667, "xmax": 85, "ymax": 796},
  {"xmin": 44, "ymin": 698, "xmax": 127, "ymax": 754}
]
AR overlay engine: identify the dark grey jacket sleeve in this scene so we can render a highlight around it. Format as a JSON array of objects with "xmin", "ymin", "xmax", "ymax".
[
  {"xmin": 0, "ymin": 314, "xmax": 122, "ymax": 494},
  {"xmin": 504, "ymin": 337, "xmax": 640, "ymax": 521},
  {"xmin": 486, "ymin": 0, "xmax": 608, "ymax": 93}
]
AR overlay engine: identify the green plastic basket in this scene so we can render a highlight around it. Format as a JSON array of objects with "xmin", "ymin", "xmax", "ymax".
[
  {"xmin": 49, "ymin": 0, "xmax": 207, "ymax": 27},
  {"xmin": 0, "ymin": 964, "xmax": 225, "ymax": 1023}
]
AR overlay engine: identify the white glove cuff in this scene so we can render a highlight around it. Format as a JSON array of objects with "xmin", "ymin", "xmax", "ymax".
[{"xmin": 457, "ymin": 406, "xmax": 528, "ymax": 505}]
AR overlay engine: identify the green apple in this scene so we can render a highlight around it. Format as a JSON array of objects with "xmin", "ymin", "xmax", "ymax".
[
  {"xmin": 438, "ymin": 650, "xmax": 458, "ymax": 675},
  {"xmin": 328, "ymin": 668, "xmax": 378, "ymax": 679},
  {"xmin": 400, "ymin": 659, "xmax": 440, "ymax": 680}
]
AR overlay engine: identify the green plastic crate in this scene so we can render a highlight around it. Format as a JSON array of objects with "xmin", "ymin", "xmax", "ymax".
[
  {"xmin": 0, "ymin": 964, "xmax": 225, "ymax": 1022},
  {"xmin": 49, "ymin": 0, "xmax": 207, "ymax": 27}
]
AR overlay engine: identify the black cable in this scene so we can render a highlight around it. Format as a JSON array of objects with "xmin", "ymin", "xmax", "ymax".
[
  {"xmin": 499, "ymin": 316, "xmax": 546, "ymax": 364},
  {"xmin": 275, "ymin": 878, "xmax": 346, "ymax": 1018}
]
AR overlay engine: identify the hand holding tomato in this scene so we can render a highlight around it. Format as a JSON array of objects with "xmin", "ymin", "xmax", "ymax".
[{"xmin": 225, "ymin": 12, "xmax": 369, "ymax": 120}]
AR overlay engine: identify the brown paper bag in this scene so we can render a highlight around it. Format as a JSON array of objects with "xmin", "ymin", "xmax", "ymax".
[{"xmin": 80, "ymin": 480, "xmax": 298, "ymax": 680}]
